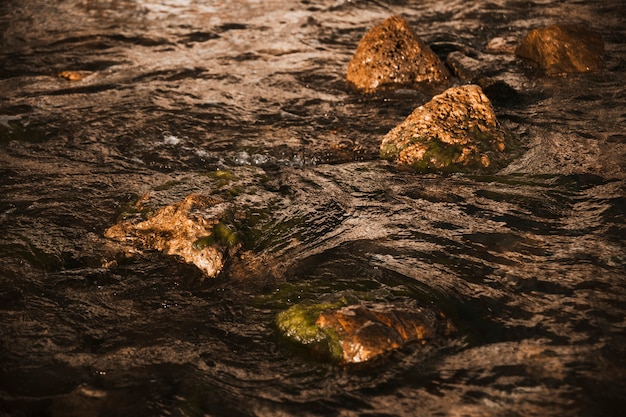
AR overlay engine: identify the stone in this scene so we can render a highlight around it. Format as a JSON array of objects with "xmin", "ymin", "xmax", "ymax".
[
  {"xmin": 347, "ymin": 16, "xmax": 450, "ymax": 93},
  {"xmin": 105, "ymin": 193, "xmax": 230, "ymax": 278},
  {"xmin": 277, "ymin": 302, "xmax": 455, "ymax": 363},
  {"xmin": 485, "ymin": 36, "xmax": 519, "ymax": 55},
  {"xmin": 57, "ymin": 70, "xmax": 90, "ymax": 81},
  {"xmin": 515, "ymin": 24, "xmax": 604, "ymax": 75},
  {"xmin": 445, "ymin": 51, "xmax": 522, "ymax": 105},
  {"xmin": 380, "ymin": 84, "xmax": 510, "ymax": 172}
]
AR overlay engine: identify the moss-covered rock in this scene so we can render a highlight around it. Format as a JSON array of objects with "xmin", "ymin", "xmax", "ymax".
[
  {"xmin": 380, "ymin": 84, "xmax": 512, "ymax": 173},
  {"xmin": 277, "ymin": 302, "xmax": 455, "ymax": 363},
  {"xmin": 515, "ymin": 24, "xmax": 604, "ymax": 75},
  {"xmin": 105, "ymin": 193, "xmax": 228, "ymax": 278},
  {"xmin": 347, "ymin": 15, "xmax": 450, "ymax": 93},
  {"xmin": 276, "ymin": 302, "xmax": 346, "ymax": 361}
]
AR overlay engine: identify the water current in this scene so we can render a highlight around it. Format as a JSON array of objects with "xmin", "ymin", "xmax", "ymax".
[{"xmin": 1, "ymin": 1, "xmax": 625, "ymax": 416}]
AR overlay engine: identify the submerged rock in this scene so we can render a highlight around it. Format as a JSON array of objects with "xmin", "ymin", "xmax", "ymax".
[
  {"xmin": 277, "ymin": 302, "xmax": 455, "ymax": 363},
  {"xmin": 105, "ymin": 194, "xmax": 232, "ymax": 278},
  {"xmin": 380, "ymin": 84, "xmax": 510, "ymax": 172},
  {"xmin": 515, "ymin": 24, "xmax": 604, "ymax": 75},
  {"xmin": 347, "ymin": 15, "xmax": 450, "ymax": 93}
]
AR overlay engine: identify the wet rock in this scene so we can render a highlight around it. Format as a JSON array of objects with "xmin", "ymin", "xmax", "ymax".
[
  {"xmin": 105, "ymin": 193, "xmax": 232, "ymax": 278},
  {"xmin": 445, "ymin": 51, "xmax": 522, "ymax": 106},
  {"xmin": 346, "ymin": 16, "xmax": 450, "ymax": 93},
  {"xmin": 277, "ymin": 303, "xmax": 455, "ymax": 363},
  {"xmin": 380, "ymin": 84, "xmax": 510, "ymax": 172},
  {"xmin": 57, "ymin": 70, "xmax": 92, "ymax": 81},
  {"xmin": 515, "ymin": 24, "xmax": 604, "ymax": 75},
  {"xmin": 445, "ymin": 51, "xmax": 484, "ymax": 84},
  {"xmin": 485, "ymin": 36, "xmax": 519, "ymax": 55}
]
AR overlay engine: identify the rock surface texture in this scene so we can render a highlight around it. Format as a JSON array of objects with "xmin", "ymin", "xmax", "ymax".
[
  {"xmin": 380, "ymin": 84, "xmax": 509, "ymax": 172},
  {"xmin": 277, "ymin": 302, "xmax": 455, "ymax": 363},
  {"xmin": 347, "ymin": 15, "xmax": 450, "ymax": 93},
  {"xmin": 317, "ymin": 304, "xmax": 455, "ymax": 363},
  {"xmin": 515, "ymin": 24, "xmax": 604, "ymax": 75},
  {"xmin": 105, "ymin": 194, "xmax": 227, "ymax": 278}
]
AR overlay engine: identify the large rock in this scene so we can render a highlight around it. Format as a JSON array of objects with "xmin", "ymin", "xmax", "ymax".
[
  {"xmin": 380, "ymin": 84, "xmax": 509, "ymax": 172},
  {"xmin": 276, "ymin": 302, "xmax": 455, "ymax": 363},
  {"xmin": 347, "ymin": 16, "xmax": 450, "ymax": 93},
  {"xmin": 515, "ymin": 24, "xmax": 604, "ymax": 75},
  {"xmin": 105, "ymin": 194, "xmax": 235, "ymax": 278}
]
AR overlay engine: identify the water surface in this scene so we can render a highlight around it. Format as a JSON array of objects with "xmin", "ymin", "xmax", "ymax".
[{"xmin": 1, "ymin": 1, "xmax": 625, "ymax": 416}]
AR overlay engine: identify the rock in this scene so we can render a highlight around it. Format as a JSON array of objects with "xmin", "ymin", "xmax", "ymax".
[
  {"xmin": 277, "ymin": 302, "xmax": 455, "ymax": 363},
  {"xmin": 515, "ymin": 24, "xmax": 604, "ymax": 75},
  {"xmin": 445, "ymin": 52, "xmax": 522, "ymax": 105},
  {"xmin": 380, "ymin": 84, "xmax": 510, "ymax": 172},
  {"xmin": 485, "ymin": 36, "xmax": 519, "ymax": 55},
  {"xmin": 105, "ymin": 193, "xmax": 232, "ymax": 278},
  {"xmin": 347, "ymin": 16, "xmax": 450, "ymax": 93},
  {"xmin": 445, "ymin": 51, "xmax": 484, "ymax": 84},
  {"xmin": 57, "ymin": 70, "xmax": 92, "ymax": 81}
]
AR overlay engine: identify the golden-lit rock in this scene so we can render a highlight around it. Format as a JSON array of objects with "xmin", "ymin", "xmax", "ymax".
[
  {"xmin": 515, "ymin": 24, "xmax": 604, "ymax": 75},
  {"xmin": 277, "ymin": 302, "xmax": 455, "ymax": 363},
  {"xmin": 105, "ymin": 194, "xmax": 228, "ymax": 278},
  {"xmin": 57, "ymin": 70, "xmax": 87, "ymax": 81},
  {"xmin": 380, "ymin": 84, "xmax": 510, "ymax": 172},
  {"xmin": 347, "ymin": 16, "xmax": 450, "ymax": 93},
  {"xmin": 317, "ymin": 304, "xmax": 455, "ymax": 363}
]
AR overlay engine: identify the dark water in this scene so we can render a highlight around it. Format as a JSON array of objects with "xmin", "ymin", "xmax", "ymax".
[{"xmin": 1, "ymin": 1, "xmax": 625, "ymax": 416}]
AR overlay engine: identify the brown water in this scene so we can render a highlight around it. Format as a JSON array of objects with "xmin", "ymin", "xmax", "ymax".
[{"xmin": 1, "ymin": 1, "xmax": 625, "ymax": 416}]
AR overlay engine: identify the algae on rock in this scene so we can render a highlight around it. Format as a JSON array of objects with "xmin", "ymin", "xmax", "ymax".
[
  {"xmin": 380, "ymin": 84, "xmax": 512, "ymax": 173},
  {"xmin": 276, "ymin": 302, "xmax": 455, "ymax": 364},
  {"xmin": 105, "ymin": 193, "xmax": 229, "ymax": 278},
  {"xmin": 276, "ymin": 302, "xmax": 346, "ymax": 361}
]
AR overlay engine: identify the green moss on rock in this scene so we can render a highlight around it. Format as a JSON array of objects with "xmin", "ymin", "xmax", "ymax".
[
  {"xmin": 276, "ymin": 302, "xmax": 345, "ymax": 361},
  {"xmin": 381, "ymin": 85, "xmax": 513, "ymax": 173}
]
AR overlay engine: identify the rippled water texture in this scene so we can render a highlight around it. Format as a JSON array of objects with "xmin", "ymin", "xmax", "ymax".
[{"xmin": 1, "ymin": 1, "xmax": 625, "ymax": 416}]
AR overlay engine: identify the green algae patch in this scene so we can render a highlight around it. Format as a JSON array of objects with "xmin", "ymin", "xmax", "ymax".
[
  {"xmin": 380, "ymin": 140, "xmax": 402, "ymax": 160},
  {"xmin": 276, "ymin": 302, "xmax": 346, "ymax": 361},
  {"xmin": 206, "ymin": 169, "xmax": 235, "ymax": 188},
  {"xmin": 191, "ymin": 222, "xmax": 240, "ymax": 250},
  {"xmin": 212, "ymin": 221, "xmax": 240, "ymax": 248},
  {"xmin": 154, "ymin": 180, "xmax": 184, "ymax": 191}
]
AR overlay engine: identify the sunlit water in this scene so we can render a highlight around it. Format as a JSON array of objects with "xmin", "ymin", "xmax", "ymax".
[{"xmin": 0, "ymin": 1, "xmax": 625, "ymax": 416}]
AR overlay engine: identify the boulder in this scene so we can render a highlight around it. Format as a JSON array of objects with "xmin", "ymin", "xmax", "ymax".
[
  {"xmin": 276, "ymin": 302, "xmax": 455, "ymax": 363},
  {"xmin": 380, "ymin": 84, "xmax": 510, "ymax": 172},
  {"xmin": 515, "ymin": 24, "xmax": 604, "ymax": 75},
  {"xmin": 347, "ymin": 16, "xmax": 450, "ymax": 93},
  {"xmin": 105, "ymin": 193, "xmax": 233, "ymax": 278}
]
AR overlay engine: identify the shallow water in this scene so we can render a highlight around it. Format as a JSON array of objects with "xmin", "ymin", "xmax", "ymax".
[{"xmin": 1, "ymin": 0, "xmax": 625, "ymax": 416}]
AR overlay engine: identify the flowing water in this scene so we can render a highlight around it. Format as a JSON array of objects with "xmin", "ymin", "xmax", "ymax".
[{"xmin": 1, "ymin": 0, "xmax": 625, "ymax": 416}]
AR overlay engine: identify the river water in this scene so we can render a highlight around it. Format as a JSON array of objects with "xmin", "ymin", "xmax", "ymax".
[{"xmin": 1, "ymin": 1, "xmax": 625, "ymax": 416}]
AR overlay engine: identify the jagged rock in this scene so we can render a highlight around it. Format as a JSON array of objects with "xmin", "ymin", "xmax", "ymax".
[
  {"xmin": 276, "ymin": 303, "xmax": 455, "ymax": 363},
  {"xmin": 380, "ymin": 84, "xmax": 510, "ymax": 172},
  {"xmin": 105, "ymin": 194, "xmax": 233, "ymax": 278},
  {"xmin": 347, "ymin": 16, "xmax": 450, "ymax": 93},
  {"xmin": 515, "ymin": 24, "xmax": 604, "ymax": 75}
]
